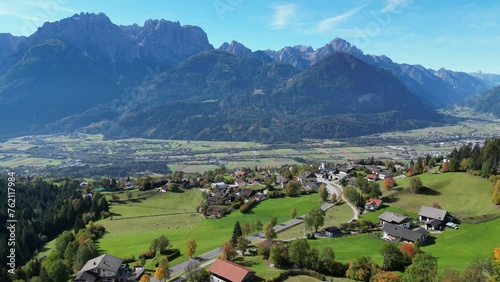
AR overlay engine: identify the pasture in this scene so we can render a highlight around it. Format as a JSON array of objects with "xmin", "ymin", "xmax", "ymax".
[
  {"xmin": 96, "ymin": 190, "xmax": 322, "ymax": 268},
  {"xmin": 384, "ymin": 173, "xmax": 498, "ymax": 219}
]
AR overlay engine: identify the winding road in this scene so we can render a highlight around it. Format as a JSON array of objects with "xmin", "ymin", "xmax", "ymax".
[{"xmin": 317, "ymin": 177, "xmax": 359, "ymax": 222}]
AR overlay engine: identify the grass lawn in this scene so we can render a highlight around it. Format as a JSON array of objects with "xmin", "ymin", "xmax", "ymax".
[
  {"xmin": 384, "ymin": 173, "xmax": 497, "ymax": 218},
  {"xmin": 278, "ymin": 201, "xmax": 353, "ymax": 240},
  {"xmin": 97, "ymin": 191, "xmax": 322, "ymax": 270},
  {"xmin": 421, "ymin": 218, "xmax": 500, "ymax": 272},
  {"xmin": 309, "ymin": 235, "xmax": 386, "ymax": 265},
  {"xmin": 285, "ymin": 275, "xmax": 321, "ymax": 282},
  {"xmin": 236, "ymin": 255, "xmax": 282, "ymax": 280}
]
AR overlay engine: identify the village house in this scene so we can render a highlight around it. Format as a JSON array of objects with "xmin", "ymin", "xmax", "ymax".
[
  {"xmin": 211, "ymin": 182, "xmax": 229, "ymax": 190},
  {"xmin": 419, "ymin": 206, "xmax": 451, "ymax": 231},
  {"xmin": 382, "ymin": 223, "xmax": 429, "ymax": 244},
  {"xmin": 74, "ymin": 254, "xmax": 143, "ymax": 282},
  {"xmin": 367, "ymin": 174, "xmax": 378, "ymax": 181},
  {"xmin": 211, "ymin": 207, "xmax": 227, "ymax": 219},
  {"xmin": 378, "ymin": 211, "xmax": 411, "ymax": 228},
  {"xmin": 323, "ymin": 226, "xmax": 343, "ymax": 237},
  {"xmin": 364, "ymin": 198, "xmax": 383, "ymax": 211},
  {"xmin": 209, "ymin": 259, "xmax": 256, "ymax": 282}
]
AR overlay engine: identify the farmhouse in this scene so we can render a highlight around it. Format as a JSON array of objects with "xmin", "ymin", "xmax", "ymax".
[
  {"xmin": 378, "ymin": 211, "xmax": 411, "ymax": 228},
  {"xmin": 74, "ymin": 254, "xmax": 134, "ymax": 282},
  {"xmin": 382, "ymin": 223, "xmax": 429, "ymax": 244},
  {"xmin": 209, "ymin": 259, "xmax": 256, "ymax": 282},
  {"xmin": 364, "ymin": 198, "xmax": 383, "ymax": 211},
  {"xmin": 419, "ymin": 206, "xmax": 451, "ymax": 231}
]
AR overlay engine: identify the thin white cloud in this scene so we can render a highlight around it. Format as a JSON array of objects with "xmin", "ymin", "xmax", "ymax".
[
  {"xmin": 0, "ymin": 8, "xmax": 46, "ymax": 22},
  {"xmin": 381, "ymin": 0, "xmax": 411, "ymax": 13},
  {"xmin": 269, "ymin": 3, "xmax": 297, "ymax": 29},
  {"xmin": 315, "ymin": 5, "xmax": 366, "ymax": 33}
]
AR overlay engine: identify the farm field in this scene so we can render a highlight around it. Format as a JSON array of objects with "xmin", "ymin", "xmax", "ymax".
[
  {"xmin": 277, "ymin": 201, "xmax": 354, "ymax": 240},
  {"xmin": 383, "ymin": 173, "xmax": 498, "ymax": 220},
  {"xmin": 96, "ymin": 191, "xmax": 322, "ymax": 270}
]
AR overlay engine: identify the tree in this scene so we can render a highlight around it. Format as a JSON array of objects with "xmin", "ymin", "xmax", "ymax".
[
  {"xmin": 253, "ymin": 218, "xmax": 263, "ymax": 232},
  {"xmin": 263, "ymin": 221, "xmax": 277, "ymax": 240},
  {"xmin": 42, "ymin": 254, "xmax": 70, "ymax": 282},
  {"xmin": 492, "ymin": 180, "xmax": 500, "ymax": 205},
  {"xmin": 384, "ymin": 178, "xmax": 395, "ymax": 190},
  {"xmin": 304, "ymin": 208, "xmax": 325, "ymax": 232},
  {"xmin": 399, "ymin": 244, "xmax": 417, "ymax": 260},
  {"xmin": 74, "ymin": 241, "xmax": 98, "ymax": 271},
  {"xmin": 403, "ymin": 252, "xmax": 438, "ymax": 282},
  {"xmin": 237, "ymin": 237, "xmax": 250, "ymax": 256},
  {"xmin": 150, "ymin": 235, "xmax": 170, "ymax": 253},
  {"xmin": 408, "ymin": 177, "xmax": 424, "ymax": 194},
  {"xmin": 184, "ymin": 261, "xmax": 210, "ymax": 282},
  {"xmin": 319, "ymin": 246, "xmax": 336, "ymax": 275},
  {"xmin": 126, "ymin": 191, "xmax": 133, "ymax": 200},
  {"xmin": 290, "ymin": 207, "xmax": 297, "ymax": 219},
  {"xmin": 158, "ymin": 256, "xmax": 171, "ymax": 278},
  {"xmin": 231, "ymin": 221, "xmax": 243, "ymax": 245},
  {"xmin": 220, "ymin": 241, "xmax": 237, "ymax": 261},
  {"xmin": 285, "ymin": 181, "xmax": 301, "ymax": 196},
  {"xmin": 381, "ymin": 243, "xmax": 405, "ymax": 271},
  {"xmin": 186, "ymin": 239, "xmax": 197, "ymax": 258},
  {"xmin": 154, "ymin": 267, "xmax": 165, "ymax": 282},
  {"xmin": 269, "ymin": 245, "xmax": 288, "ymax": 267},
  {"xmin": 289, "ymin": 238, "xmax": 310, "ymax": 268},
  {"xmin": 242, "ymin": 223, "xmax": 252, "ymax": 236},
  {"xmin": 346, "ymin": 256, "xmax": 373, "ymax": 281},
  {"xmin": 439, "ymin": 269, "xmax": 461, "ymax": 282},
  {"xmin": 441, "ymin": 162, "xmax": 450, "ymax": 173},
  {"xmin": 330, "ymin": 193, "xmax": 337, "ymax": 203},
  {"xmin": 54, "ymin": 231, "xmax": 74, "ymax": 258},
  {"xmin": 139, "ymin": 274, "xmax": 149, "ymax": 282},
  {"xmin": 372, "ymin": 271, "xmax": 402, "ymax": 282},
  {"xmin": 461, "ymin": 257, "xmax": 493, "ymax": 282},
  {"xmin": 319, "ymin": 184, "xmax": 328, "ymax": 202}
]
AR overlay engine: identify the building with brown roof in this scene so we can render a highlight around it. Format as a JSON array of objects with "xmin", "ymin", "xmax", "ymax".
[{"xmin": 209, "ymin": 259, "xmax": 256, "ymax": 282}]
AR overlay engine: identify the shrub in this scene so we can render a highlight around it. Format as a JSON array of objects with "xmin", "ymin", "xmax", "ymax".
[{"xmin": 139, "ymin": 250, "xmax": 155, "ymax": 259}]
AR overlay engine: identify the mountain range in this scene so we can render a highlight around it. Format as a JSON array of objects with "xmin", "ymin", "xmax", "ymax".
[{"xmin": 0, "ymin": 12, "xmax": 496, "ymax": 142}]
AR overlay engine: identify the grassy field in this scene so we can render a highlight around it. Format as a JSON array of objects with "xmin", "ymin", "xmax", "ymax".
[
  {"xmin": 384, "ymin": 173, "xmax": 497, "ymax": 219},
  {"xmin": 309, "ymin": 234, "xmax": 386, "ymax": 265},
  {"xmin": 96, "ymin": 191, "xmax": 322, "ymax": 270},
  {"xmin": 421, "ymin": 218, "xmax": 500, "ymax": 272},
  {"xmin": 285, "ymin": 276, "xmax": 321, "ymax": 282},
  {"xmin": 278, "ymin": 201, "xmax": 354, "ymax": 240}
]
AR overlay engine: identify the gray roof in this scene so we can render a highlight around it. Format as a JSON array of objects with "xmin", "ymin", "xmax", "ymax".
[
  {"xmin": 412, "ymin": 227, "xmax": 430, "ymax": 236},
  {"xmin": 382, "ymin": 223, "xmax": 425, "ymax": 242},
  {"xmin": 419, "ymin": 206, "xmax": 448, "ymax": 220},
  {"xmin": 378, "ymin": 211, "xmax": 409, "ymax": 224},
  {"xmin": 74, "ymin": 270, "xmax": 99, "ymax": 282},
  {"xmin": 80, "ymin": 254, "xmax": 123, "ymax": 273}
]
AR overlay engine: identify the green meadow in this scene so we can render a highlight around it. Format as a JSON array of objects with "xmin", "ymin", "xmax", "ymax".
[
  {"xmin": 384, "ymin": 173, "xmax": 498, "ymax": 220},
  {"xmin": 96, "ymin": 191, "xmax": 322, "ymax": 268}
]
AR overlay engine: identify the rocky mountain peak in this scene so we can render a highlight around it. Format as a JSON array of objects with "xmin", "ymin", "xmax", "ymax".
[{"xmin": 218, "ymin": 40, "xmax": 252, "ymax": 55}]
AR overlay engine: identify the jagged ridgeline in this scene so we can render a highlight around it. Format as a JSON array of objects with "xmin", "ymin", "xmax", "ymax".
[{"xmin": 0, "ymin": 12, "xmax": 493, "ymax": 142}]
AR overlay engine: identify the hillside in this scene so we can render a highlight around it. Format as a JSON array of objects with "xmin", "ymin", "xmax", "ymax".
[
  {"xmin": 65, "ymin": 51, "xmax": 441, "ymax": 142},
  {"xmin": 0, "ymin": 13, "xmax": 452, "ymax": 141},
  {"xmin": 462, "ymin": 85, "xmax": 500, "ymax": 117}
]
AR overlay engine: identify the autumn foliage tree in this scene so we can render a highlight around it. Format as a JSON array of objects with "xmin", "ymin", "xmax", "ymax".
[
  {"xmin": 441, "ymin": 162, "xmax": 450, "ymax": 173},
  {"xmin": 492, "ymin": 180, "xmax": 500, "ymax": 205},
  {"xmin": 154, "ymin": 267, "xmax": 165, "ymax": 282},
  {"xmin": 186, "ymin": 239, "xmax": 197, "ymax": 258},
  {"xmin": 384, "ymin": 178, "xmax": 395, "ymax": 190},
  {"xmin": 139, "ymin": 274, "xmax": 149, "ymax": 282},
  {"xmin": 290, "ymin": 207, "xmax": 297, "ymax": 219},
  {"xmin": 399, "ymin": 244, "xmax": 417, "ymax": 260},
  {"xmin": 220, "ymin": 241, "xmax": 237, "ymax": 261},
  {"xmin": 371, "ymin": 271, "xmax": 402, "ymax": 282}
]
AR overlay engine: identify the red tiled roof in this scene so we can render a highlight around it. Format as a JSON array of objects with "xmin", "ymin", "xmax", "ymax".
[
  {"xmin": 367, "ymin": 174, "xmax": 377, "ymax": 179},
  {"xmin": 367, "ymin": 198, "xmax": 383, "ymax": 206},
  {"xmin": 209, "ymin": 259, "xmax": 255, "ymax": 282}
]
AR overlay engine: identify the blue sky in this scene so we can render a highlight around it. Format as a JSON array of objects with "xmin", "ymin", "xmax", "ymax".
[{"xmin": 1, "ymin": 0, "xmax": 499, "ymax": 73}]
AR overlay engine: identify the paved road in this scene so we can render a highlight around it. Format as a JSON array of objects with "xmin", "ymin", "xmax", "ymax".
[
  {"xmin": 317, "ymin": 178, "xmax": 359, "ymax": 222},
  {"xmin": 170, "ymin": 200, "xmax": 334, "ymax": 277}
]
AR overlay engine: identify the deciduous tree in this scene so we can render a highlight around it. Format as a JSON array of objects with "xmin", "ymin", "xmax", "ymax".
[
  {"xmin": 403, "ymin": 253, "xmax": 437, "ymax": 282},
  {"xmin": 220, "ymin": 241, "xmax": 237, "ymax": 261},
  {"xmin": 263, "ymin": 221, "xmax": 277, "ymax": 240},
  {"xmin": 384, "ymin": 178, "xmax": 395, "ymax": 190},
  {"xmin": 158, "ymin": 256, "xmax": 170, "ymax": 278},
  {"xmin": 290, "ymin": 207, "xmax": 297, "ymax": 219},
  {"xmin": 319, "ymin": 184, "xmax": 328, "ymax": 202},
  {"xmin": 285, "ymin": 181, "xmax": 301, "ymax": 196},
  {"xmin": 371, "ymin": 271, "xmax": 402, "ymax": 282},
  {"xmin": 154, "ymin": 267, "xmax": 165, "ymax": 282},
  {"xmin": 237, "ymin": 237, "xmax": 250, "ymax": 256},
  {"xmin": 289, "ymin": 239, "xmax": 310, "ymax": 268},
  {"xmin": 408, "ymin": 177, "xmax": 424, "ymax": 194},
  {"xmin": 139, "ymin": 274, "xmax": 149, "ymax": 282},
  {"xmin": 304, "ymin": 208, "xmax": 325, "ymax": 232},
  {"xmin": 186, "ymin": 239, "xmax": 197, "ymax": 258},
  {"xmin": 346, "ymin": 256, "xmax": 373, "ymax": 281},
  {"xmin": 381, "ymin": 243, "xmax": 405, "ymax": 271}
]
